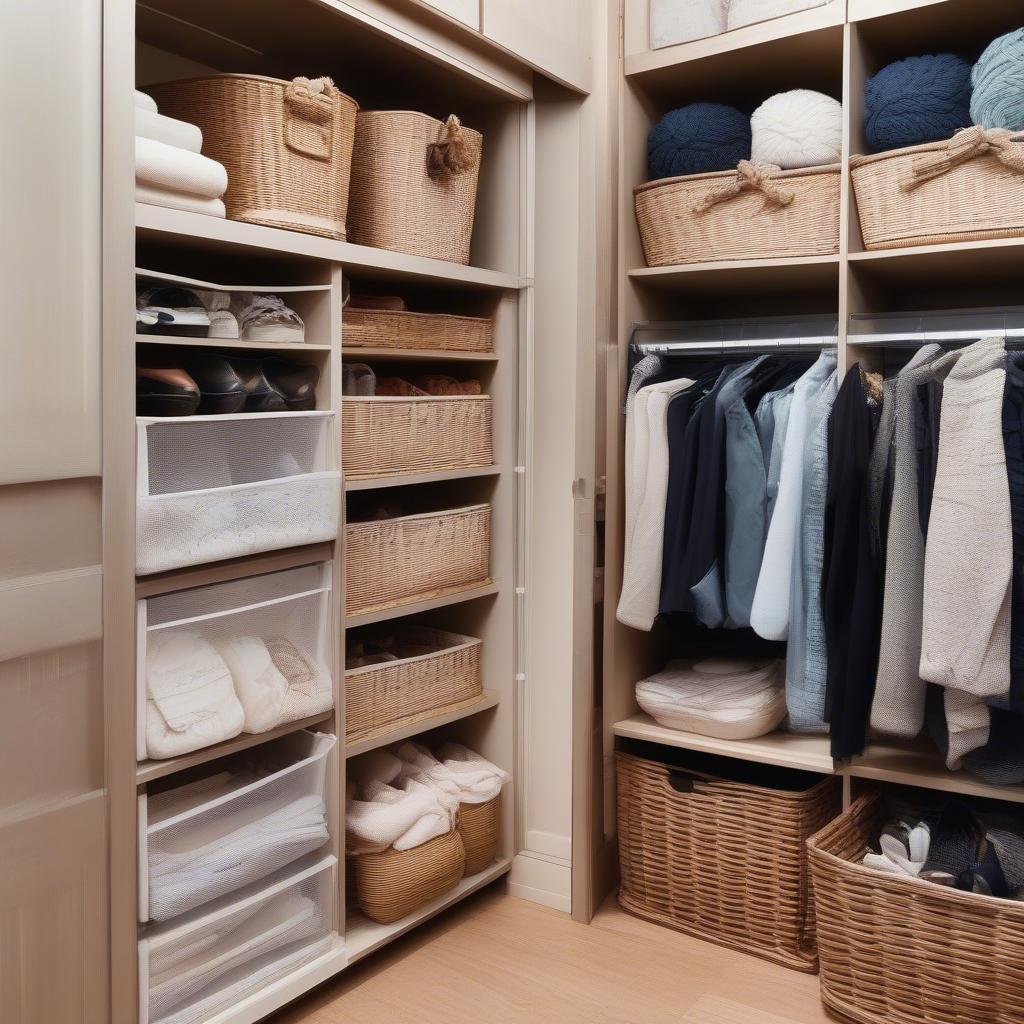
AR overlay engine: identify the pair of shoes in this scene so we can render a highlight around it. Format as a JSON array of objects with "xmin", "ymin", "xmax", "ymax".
[
  {"xmin": 137, "ymin": 353, "xmax": 319, "ymax": 416},
  {"xmin": 136, "ymin": 286, "xmax": 305, "ymax": 342}
]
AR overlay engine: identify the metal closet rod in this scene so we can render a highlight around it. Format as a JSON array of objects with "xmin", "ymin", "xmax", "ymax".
[
  {"xmin": 634, "ymin": 337, "xmax": 838, "ymax": 355},
  {"xmin": 850, "ymin": 327, "xmax": 1024, "ymax": 348},
  {"xmin": 629, "ymin": 315, "xmax": 839, "ymax": 355}
]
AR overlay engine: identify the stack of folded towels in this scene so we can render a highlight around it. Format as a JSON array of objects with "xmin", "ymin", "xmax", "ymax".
[
  {"xmin": 135, "ymin": 89, "xmax": 228, "ymax": 218},
  {"xmin": 347, "ymin": 741, "xmax": 510, "ymax": 853}
]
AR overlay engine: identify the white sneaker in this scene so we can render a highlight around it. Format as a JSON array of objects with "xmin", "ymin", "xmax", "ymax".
[
  {"xmin": 232, "ymin": 293, "xmax": 305, "ymax": 343},
  {"xmin": 207, "ymin": 308, "xmax": 239, "ymax": 339}
]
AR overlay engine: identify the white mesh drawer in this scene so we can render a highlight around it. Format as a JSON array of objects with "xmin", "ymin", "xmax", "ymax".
[
  {"xmin": 138, "ymin": 564, "xmax": 334, "ymax": 761},
  {"xmin": 140, "ymin": 855, "xmax": 338, "ymax": 1024},
  {"xmin": 136, "ymin": 412, "xmax": 340, "ymax": 575},
  {"xmin": 140, "ymin": 730, "xmax": 336, "ymax": 922}
]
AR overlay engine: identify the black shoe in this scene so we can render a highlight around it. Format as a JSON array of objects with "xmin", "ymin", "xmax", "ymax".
[
  {"xmin": 136, "ymin": 365, "xmax": 200, "ymax": 416},
  {"xmin": 181, "ymin": 354, "xmax": 247, "ymax": 415}
]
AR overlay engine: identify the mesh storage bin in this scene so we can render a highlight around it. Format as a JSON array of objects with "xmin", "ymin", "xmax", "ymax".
[
  {"xmin": 342, "ymin": 307, "xmax": 494, "ymax": 353},
  {"xmin": 345, "ymin": 504, "xmax": 491, "ymax": 616},
  {"xmin": 809, "ymin": 791, "xmax": 1024, "ymax": 1024},
  {"xmin": 345, "ymin": 627, "xmax": 483, "ymax": 742},
  {"xmin": 140, "ymin": 730, "xmax": 335, "ymax": 922},
  {"xmin": 140, "ymin": 855, "xmax": 337, "ymax": 1024},
  {"xmin": 136, "ymin": 412, "xmax": 340, "ymax": 575},
  {"xmin": 342, "ymin": 396, "xmax": 493, "ymax": 478},
  {"xmin": 616, "ymin": 747, "xmax": 840, "ymax": 971},
  {"xmin": 138, "ymin": 565, "xmax": 334, "ymax": 760},
  {"xmin": 459, "ymin": 795, "xmax": 500, "ymax": 876}
]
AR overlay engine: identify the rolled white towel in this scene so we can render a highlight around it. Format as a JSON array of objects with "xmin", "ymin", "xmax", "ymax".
[
  {"xmin": 136, "ymin": 106, "xmax": 203, "ymax": 153},
  {"xmin": 214, "ymin": 636, "xmax": 287, "ymax": 735},
  {"xmin": 136, "ymin": 183, "xmax": 226, "ymax": 219},
  {"xmin": 437, "ymin": 743, "xmax": 511, "ymax": 804},
  {"xmin": 347, "ymin": 778, "xmax": 451, "ymax": 852},
  {"xmin": 136, "ymin": 89, "xmax": 158, "ymax": 112},
  {"xmin": 135, "ymin": 136, "xmax": 228, "ymax": 199}
]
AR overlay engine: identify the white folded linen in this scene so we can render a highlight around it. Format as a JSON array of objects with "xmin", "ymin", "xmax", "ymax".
[
  {"xmin": 437, "ymin": 742, "xmax": 511, "ymax": 803},
  {"xmin": 146, "ymin": 631, "xmax": 245, "ymax": 760},
  {"xmin": 136, "ymin": 106, "xmax": 203, "ymax": 153},
  {"xmin": 136, "ymin": 89, "xmax": 158, "ymax": 112},
  {"xmin": 635, "ymin": 657, "xmax": 787, "ymax": 739},
  {"xmin": 136, "ymin": 183, "xmax": 226, "ymax": 219},
  {"xmin": 215, "ymin": 637, "xmax": 289, "ymax": 735},
  {"xmin": 346, "ymin": 777, "xmax": 454, "ymax": 852},
  {"xmin": 135, "ymin": 136, "xmax": 228, "ymax": 199}
]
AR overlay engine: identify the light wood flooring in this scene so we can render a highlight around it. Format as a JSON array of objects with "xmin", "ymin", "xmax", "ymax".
[{"xmin": 273, "ymin": 883, "xmax": 832, "ymax": 1024}]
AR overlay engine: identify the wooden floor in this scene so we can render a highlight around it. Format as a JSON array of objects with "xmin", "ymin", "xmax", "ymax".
[{"xmin": 273, "ymin": 883, "xmax": 832, "ymax": 1024}]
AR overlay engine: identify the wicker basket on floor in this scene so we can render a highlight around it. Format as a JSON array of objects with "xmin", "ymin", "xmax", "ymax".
[
  {"xmin": 634, "ymin": 160, "xmax": 840, "ymax": 266},
  {"xmin": 809, "ymin": 791, "xmax": 1024, "ymax": 1024},
  {"xmin": 459, "ymin": 795, "xmax": 501, "ymax": 876},
  {"xmin": 851, "ymin": 127, "xmax": 1024, "ymax": 250},
  {"xmin": 345, "ymin": 628, "xmax": 483, "ymax": 742},
  {"xmin": 616, "ymin": 749, "xmax": 840, "ymax": 972},
  {"xmin": 149, "ymin": 75, "xmax": 358, "ymax": 240},
  {"xmin": 355, "ymin": 827, "xmax": 466, "ymax": 924},
  {"xmin": 345, "ymin": 504, "xmax": 491, "ymax": 616},
  {"xmin": 342, "ymin": 396, "xmax": 493, "ymax": 478},
  {"xmin": 343, "ymin": 307, "xmax": 494, "ymax": 353},
  {"xmin": 348, "ymin": 111, "xmax": 482, "ymax": 264}
]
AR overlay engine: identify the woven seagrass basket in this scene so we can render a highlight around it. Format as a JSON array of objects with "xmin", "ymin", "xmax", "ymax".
[
  {"xmin": 343, "ymin": 307, "xmax": 494, "ymax": 353},
  {"xmin": 459, "ymin": 795, "xmax": 501, "ymax": 876}
]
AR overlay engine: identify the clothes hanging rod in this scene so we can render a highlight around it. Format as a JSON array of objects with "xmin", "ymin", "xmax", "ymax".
[
  {"xmin": 850, "ymin": 327, "xmax": 1024, "ymax": 348},
  {"xmin": 634, "ymin": 337, "xmax": 838, "ymax": 355}
]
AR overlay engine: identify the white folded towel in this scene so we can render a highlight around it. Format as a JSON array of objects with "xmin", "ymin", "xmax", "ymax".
[
  {"xmin": 136, "ymin": 106, "xmax": 203, "ymax": 153},
  {"xmin": 347, "ymin": 777, "xmax": 454, "ymax": 852},
  {"xmin": 215, "ymin": 636, "xmax": 288, "ymax": 735},
  {"xmin": 437, "ymin": 742, "xmax": 511, "ymax": 804},
  {"xmin": 136, "ymin": 89, "xmax": 158, "ymax": 112},
  {"xmin": 135, "ymin": 136, "xmax": 228, "ymax": 199},
  {"xmin": 136, "ymin": 183, "xmax": 226, "ymax": 219}
]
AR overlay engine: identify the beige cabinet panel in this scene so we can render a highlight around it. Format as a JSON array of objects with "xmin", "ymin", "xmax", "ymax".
[
  {"xmin": 0, "ymin": 0, "xmax": 101, "ymax": 484},
  {"xmin": 482, "ymin": 0, "xmax": 590, "ymax": 89},
  {"xmin": 419, "ymin": 0, "xmax": 480, "ymax": 28}
]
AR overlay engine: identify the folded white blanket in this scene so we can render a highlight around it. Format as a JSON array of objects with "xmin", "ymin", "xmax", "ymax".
[
  {"xmin": 437, "ymin": 742, "xmax": 511, "ymax": 804},
  {"xmin": 215, "ymin": 637, "xmax": 288, "ymax": 734},
  {"xmin": 347, "ymin": 777, "xmax": 454, "ymax": 853},
  {"xmin": 135, "ymin": 136, "xmax": 228, "ymax": 199},
  {"xmin": 136, "ymin": 89, "xmax": 158, "ymax": 112},
  {"xmin": 146, "ymin": 631, "xmax": 245, "ymax": 760},
  {"xmin": 136, "ymin": 184, "xmax": 226, "ymax": 219},
  {"xmin": 136, "ymin": 106, "xmax": 203, "ymax": 153}
]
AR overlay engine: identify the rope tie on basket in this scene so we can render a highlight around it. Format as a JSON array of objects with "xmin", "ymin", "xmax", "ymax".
[
  {"xmin": 903, "ymin": 125, "xmax": 1024, "ymax": 191},
  {"xmin": 427, "ymin": 115, "xmax": 476, "ymax": 183},
  {"xmin": 694, "ymin": 160, "xmax": 795, "ymax": 214}
]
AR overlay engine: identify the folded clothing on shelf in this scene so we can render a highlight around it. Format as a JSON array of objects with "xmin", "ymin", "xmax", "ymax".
[
  {"xmin": 635, "ymin": 657, "xmax": 787, "ymax": 739},
  {"xmin": 135, "ymin": 184, "xmax": 226, "ymax": 219},
  {"xmin": 136, "ymin": 106, "xmax": 203, "ymax": 154}
]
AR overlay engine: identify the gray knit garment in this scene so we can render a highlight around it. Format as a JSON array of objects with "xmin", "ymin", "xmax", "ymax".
[
  {"xmin": 870, "ymin": 345, "xmax": 943, "ymax": 739},
  {"xmin": 921, "ymin": 337, "xmax": 1011, "ymax": 711},
  {"xmin": 866, "ymin": 376, "xmax": 895, "ymax": 567}
]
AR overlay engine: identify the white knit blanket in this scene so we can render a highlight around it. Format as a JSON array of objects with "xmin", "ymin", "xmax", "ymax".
[{"xmin": 136, "ymin": 184, "xmax": 226, "ymax": 219}]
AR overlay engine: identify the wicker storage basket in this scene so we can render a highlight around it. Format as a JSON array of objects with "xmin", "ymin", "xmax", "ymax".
[
  {"xmin": 355, "ymin": 827, "xmax": 466, "ymax": 924},
  {"xmin": 342, "ymin": 396, "xmax": 493, "ymax": 479},
  {"xmin": 345, "ymin": 504, "xmax": 491, "ymax": 616},
  {"xmin": 809, "ymin": 791, "xmax": 1024, "ymax": 1024},
  {"xmin": 343, "ymin": 307, "xmax": 494, "ymax": 353},
  {"xmin": 634, "ymin": 160, "xmax": 841, "ymax": 266},
  {"xmin": 348, "ymin": 111, "xmax": 482, "ymax": 264},
  {"xmin": 459, "ymin": 795, "xmax": 501, "ymax": 876},
  {"xmin": 851, "ymin": 127, "xmax": 1024, "ymax": 251},
  {"xmin": 345, "ymin": 627, "xmax": 483, "ymax": 742},
  {"xmin": 149, "ymin": 75, "xmax": 358, "ymax": 240},
  {"xmin": 616, "ymin": 748, "xmax": 840, "ymax": 971}
]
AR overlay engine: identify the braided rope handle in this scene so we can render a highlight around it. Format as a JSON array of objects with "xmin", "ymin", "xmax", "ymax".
[
  {"xmin": 694, "ymin": 160, "xmax": 795, "ymax": 215},
  {"xmin": 903, "ymin": 125, "xmax": 1024, "ymax": 192},
  {"xmin": 283, "ymin": 76, "xmax": 338, "ymax": 161},
  {"xmin": 426, "ymin": 115, "xmax": 479, "ymax": 183}
]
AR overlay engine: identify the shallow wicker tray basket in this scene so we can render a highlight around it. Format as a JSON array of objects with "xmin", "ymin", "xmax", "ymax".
[
  {"xmin": 634, "ymin": 160, "xmax": 841, "ymax": 266},
  {"xmin": 616, "ymin": 749, "xmax": 840, "ymax": 972},
  {"xmin": 343, "ymin": 307, "xmax": 494, "ymax": 353},
  {"xmin": 809, "ymin": 790, "xmax": 1024, "ymax": 1024},
  {"xmin": 851, "ymin": 127, "xmax": 1024, "ymax": 250}
]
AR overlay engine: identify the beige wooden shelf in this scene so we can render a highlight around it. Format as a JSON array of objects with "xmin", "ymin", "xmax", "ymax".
[
  {"xmin": 345, "ymin": 581, "xmax": 501, "ymax": 627},
  {"xmin": 340, "ymin": 346, "xmax": 499, "ymax": 362},
  {"xmin": 345, "ymin": 690, "xmax": 501, "ymax": 759},
  {"xmin": 135, "ymin": 711, "xmax": 334, "ymax": 785},
  {"xmin": 136, "ymin": 204, "xmax": 526, "ymax": 291},
  {"xmin": 137, "ymin": 334, "xmax": 332, "ymax": 352},
  {"xmin": 346, "ymin": 858, "xmax": 512, "ymax": 962},
  {"xmin": 628, "ymin": 254, "xmax": 841, "ymax": 296},
  {"xmin": 848, "ymin": 0, "xmax": 958, "ymax": 22},
  {"xmin": 345, "ymin": 466, "xmax": 502, "ymax": 492},
  {"xmin": 613, "ymin": 714, "xmax": 836, "ymax": 774}
]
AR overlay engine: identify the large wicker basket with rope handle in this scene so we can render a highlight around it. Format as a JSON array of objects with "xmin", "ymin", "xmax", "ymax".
[
  {"xmin": 348, "ymin": 110, "xmax": 482, "ymax": 264},
  {"xmin": 851, "ymin": 126, "xmax": 1024, "ymax": 250},
  {"xmin": 634, "ymin": 160, "xmax": 841, "ymax": 266},
  {"xmin": 149, "ymin": 74, "xmax": 358, "ymax": 240}
]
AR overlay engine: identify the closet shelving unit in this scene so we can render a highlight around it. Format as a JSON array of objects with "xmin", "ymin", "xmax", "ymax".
[{"xmin": 604, "ymin": 0, "xmax": 1024, "ymax": 876}]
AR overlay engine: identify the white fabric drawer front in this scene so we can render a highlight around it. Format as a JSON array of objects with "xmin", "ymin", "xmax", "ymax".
[
  {"xmin": 140, "ymin": 730, "xmax": 335, "ymax": 922},
  {"xmin": 140, "ymin": 855, "xmax": 338, "ymax": 1024},
  {"xmin": 137, "ymin": 564, "xmax": 334, "ymax": 760},
  {"xmin": 135, "ymin": 412, "xmax": 340, "ymax": 575}
]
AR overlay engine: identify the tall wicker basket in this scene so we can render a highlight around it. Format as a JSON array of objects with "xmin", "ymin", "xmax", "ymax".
[
  {"xmin": 616, "ymin": 749, "xmax": 840, "ymax": 971},
  {"xmin": 149, "ymin": 74, "xmax": 358, "ymax": 240},
  {"xmin": 348, "ymin": 111, "xmax": 482, "ymax": 264},
  {"xmin": 809, "ymin": 791, "xmax": 1024, "ymax": 1024}
]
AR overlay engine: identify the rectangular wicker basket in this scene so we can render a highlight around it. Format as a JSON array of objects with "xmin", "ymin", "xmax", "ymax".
[
  {"xmin": 616, "ymin": 748, "xmax": 840, "ymax": 971},
  {"xmin": 343, "ymin": 307, "xmax": 494, "ymax": 353},
  {"xmin": 345, "ymin": 503, "xmax": 491, "ymax": 616},
  {"xmin": 809, "ymin": 791, "xmax": 1024, "ymax": 1024},
  {"xmin": 342, "ymin": 396, "xmax": 493, "ymax": 479},
  {"xmin": 345, "ymin": 627, "xmax": 483, "ymax": 742},
  {"xmin": 634, "ymin": 162, "xmax": 841, "ymax": 266},
  {"xmin": 851, "ymin": 133, "xmax": 1024, "ymax": 250}
]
